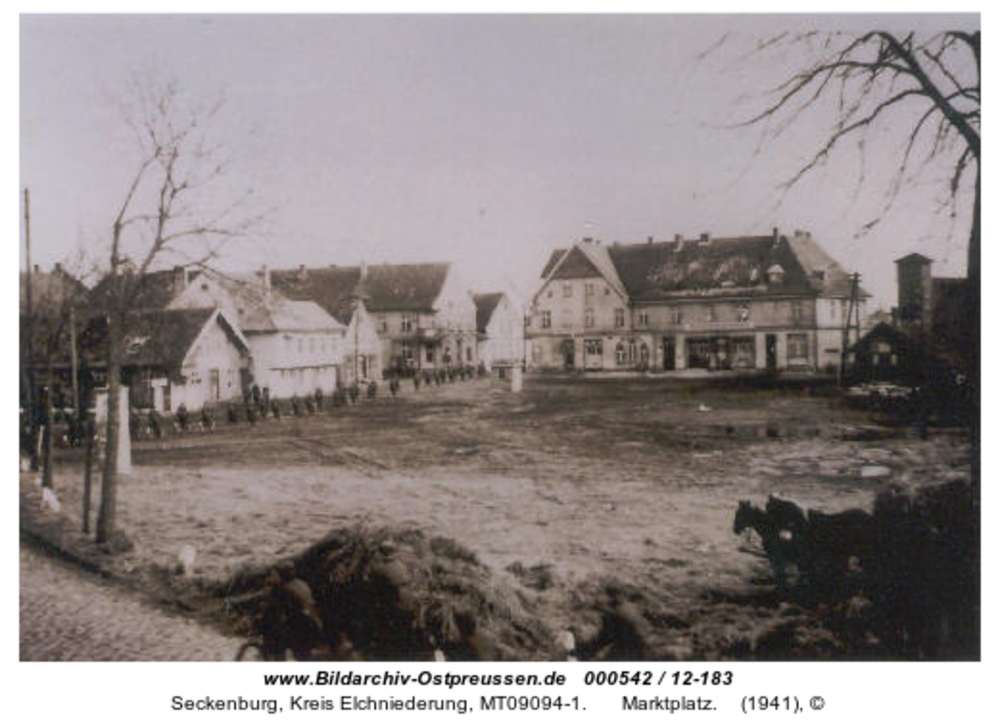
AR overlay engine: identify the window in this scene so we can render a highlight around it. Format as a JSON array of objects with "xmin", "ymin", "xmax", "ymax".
[
  {"xmin": 637, "ymin": 310, "xmax": 649, "ymax": 327},
  {"xmin": 707, "ymin": 305, "xmax": 717, "ymax": 323},
  {"xmin": 627, "ymin": 340, "xmax": 637, "ymax": 363},
  {"xmin": 466, "ymin": 347, "xmax": 472, "ymax": 361},
  {"xmin": 401, "ymin": 341, "xmax": 413, "ymax": 362},
  {"xmin": 541, "ymin": 311, "xmax": 552, "ymax": 328},
  {"xmin": 585, "ymin": 282, "xmax": 595, "ymax": 297},
  {"xmin": 787, "ymin": 333, "xmax": 808, "ymax": 360},
  {"xmin": 379, "ymin": 316, "xmax": 387, "ymax": 333},
  {"xmin": 401, "ymin": 314, "xmax": 413, "ymax": 332},
  {"xmin": 426, "ymin": 347, "xmax": 434, "ymax": 363},
  {"xmin": 791, "ymin": 301, "xmax": 804, "ymax": 324},
  {"xmin": 208, "ymin": 369, "xmax": 220, "ymax": 402},
  {"xmin": 547, "ymin": 289, "xmax": 554, "ymax": 298},
  {"xmin": 673, "ymin": 308, "xmax": 683, "ymax": 325},
  {"xmin": 563, "ymin": 283, "xmax": 573, "ymax": 298},
  {"xmin": 737, "ymin": 305, "xmax": 751, "ymax": 323},
  {"xmin": 532, "ymin": 343, "xmax": 542, "ymax": 363},
  {"xmin": 614, "ymin": 309, "xmax": 625, "ymax": 328},
  {"xmin": 640, "ymin": 343, "xmax": 650, "ymax": 364},
  {"xmin": 584, "ymin": 309, "xmax": 595, "ymax": 328},
  {"xmin": 615, "ymin": 342, "xmax": 627, "ymax": 365}
]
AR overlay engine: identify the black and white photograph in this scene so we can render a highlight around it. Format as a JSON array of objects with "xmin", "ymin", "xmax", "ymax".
[{"xmin": 17, "ymin": 7, "xmax": 980, "ymax": 681}]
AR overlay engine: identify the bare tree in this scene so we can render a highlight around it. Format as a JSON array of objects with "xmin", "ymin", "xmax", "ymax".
[
  {"xmin": 95, "ymin": 74, "xmax": 259, "ymax": 546},
  {"xmin": 731, "ymin": 30, "xmax": 979, "ymax": 281},
  {"xmin": 726, "ymin": 28, "xmax": 979, "ymax": 475}
]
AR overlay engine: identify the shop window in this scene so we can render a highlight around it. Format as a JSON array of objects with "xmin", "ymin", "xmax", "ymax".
[
  {"xmin": 787, "ymin": 333, "xmax": 808, "ymax": 359},
  {"xmin": 615, "ymin": 342, "xmax": 627, "ymax": 365}
]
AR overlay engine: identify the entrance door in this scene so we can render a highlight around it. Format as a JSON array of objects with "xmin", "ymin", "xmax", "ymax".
[
  {"xmin": 765, "ymin": 334, "xmax": 778, "ymax": 372},
  {"xmin": 584, "ymin": 339, "xmax": 603, "ymax": 370},
  {"xmin": 562, "ymin": 339, "xmax": 575, "ymax": 370},
  {"xmin": 663, "ymin": 338, "xmax": 675, "ymax": 371}
]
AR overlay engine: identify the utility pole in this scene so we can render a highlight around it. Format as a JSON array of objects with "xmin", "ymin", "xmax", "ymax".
[
  {"xmin": 840, "ymin": 273, "xmax": 862, "ymax": 384},
  {"xmin": 70, "ymin": 304, "xmax": 80, "ymax": 416},
  {"xmin": 24, "ymin": 188, "xmax": 38, "ymax": 471}
]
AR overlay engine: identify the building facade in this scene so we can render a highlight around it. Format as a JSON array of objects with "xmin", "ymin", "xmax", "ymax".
[
  {"xmin": 474, "ymin": 292, "xmax": 525, "ymax": 370},
  {"xmin": 168, "ymin": 267, "xmax": 345, "ymax": 398},
  {"xmin": 273, "ymin": 263, "xmax": 477, "ymax": 375},
  {"xmin": 526, "ymin": 231, "xmax": 867, "ymax": 374}
]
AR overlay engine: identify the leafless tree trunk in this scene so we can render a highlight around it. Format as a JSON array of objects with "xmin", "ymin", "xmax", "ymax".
[{"xmin": 94, "ymin": 73, "xmax": 259, "ymax": 545}]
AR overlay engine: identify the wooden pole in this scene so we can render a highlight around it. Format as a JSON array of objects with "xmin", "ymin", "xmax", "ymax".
[
  {"xmin": 69, "ymin": 305, "xmax": 79, "ymax": 416},
  {"xmin": 24, "ymin": 188, "xmax": 38, "ymax": 470},
  {"xmin": 82, "ymin": 418, "xmax": 93, "ymax": 534}
]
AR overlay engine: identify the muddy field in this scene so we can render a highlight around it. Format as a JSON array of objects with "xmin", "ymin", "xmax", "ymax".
[{"xmin": 43, "ymin": 375, "xmax": 971, "ymax": 659}]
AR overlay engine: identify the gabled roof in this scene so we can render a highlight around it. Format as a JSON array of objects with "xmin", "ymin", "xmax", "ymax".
[
  {"xmin": 20, "ymin": 266, "xmax": 89, "ymax": 316},
  {"xmin": 272, "ymin": 263, "xmax": 451, "ymax": 314},
  {"xmin": 536, "ymin": 241, "xmax": 628, "ymax": 300},
  {"xmin": 473, "ymin": 292, "xmax": 504, "ymax": 333},
  {"xmin": 270, "ymin": 266, "xmax": 362, "ymax": 325},
  {"xmin": 88, "ymin": 267, "xmax": 200, "ymax": 313},
  {"xmin": 607, "ymin": 235, "xmax": 815, "ymax": 300},
  {"xmin": 241, "ymin": 298, "xmax": 343, "ymax": 334},
  {"xmin": 786, "ymin": 233, "xmax": 870, "ymax": 298},
  {"xmin": 77, "ymin": 308, "xmax": 246, "ymax": 372}
]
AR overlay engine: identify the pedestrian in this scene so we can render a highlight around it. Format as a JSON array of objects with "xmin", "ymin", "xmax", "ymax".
[
  {"xmin": 389, "ymin": 377, "xmax": 400, "ymax": 398},
  {"xmin": 201, "ymin": 407, "xmax": 216, "ymax": 431},
  {"xmin": 148, "ymin": 410, "xmax": 163, "ymax": 439},
  {"xmin": 176, "ymin": 403, "xmax": 189, "ymax": 433},
  {"xmin": 348, "ymin": 383, "xmax": 360, "ymax": 405},
  {"xmin": 271, "ymin": 399, "xmax": 282, "ymax": 420},
  {"xmin": 291, "ymin": 394, "xmax": 302, "ymax": 417},
  {"xmin": 367, "ymin": 380, "xmax": 377, "ymax": 400},
  {"xmin": 413, "ymin": 374, "xmax": 421, "ymax": 391},
  {"xmin": 314, "ymin": 388, "xmax": 324, "ymax": 412}
]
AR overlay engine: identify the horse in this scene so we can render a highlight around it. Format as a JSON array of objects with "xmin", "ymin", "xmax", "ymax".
[
  {"xmin": 802, "ymin": 507, "xmax": 875, "ymax": 598},
  {"xmin": 733, "ymin": 500, "xmax": 803, "ymax": 587},
  {"xmin": 766, "ymin": 494, "xmax": 809, "ymax": 537}
]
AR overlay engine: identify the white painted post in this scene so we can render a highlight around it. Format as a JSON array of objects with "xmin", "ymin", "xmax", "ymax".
[
  {"xmin": 510, "ymin": 365, "xmax": 523, "ymax": 393},
  {"xmin": 117, "ymin": 386, "xmax": 131, "ymax": 474}
]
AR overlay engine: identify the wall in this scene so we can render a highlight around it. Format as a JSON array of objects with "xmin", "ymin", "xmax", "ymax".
[
  {"xmin": 481, "ymin": 295, "xmax": 525, "ymax": 368},
  {"xmin": 176, "ymin": 318, "xmax": 249, "ymax": 411},
  {"xmin": 249, "ymin": 330, "xmax": 339, "ymax": 398}
]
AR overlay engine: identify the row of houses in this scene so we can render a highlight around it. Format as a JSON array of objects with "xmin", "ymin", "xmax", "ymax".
[
  {"xmin": 21, "ymin": 262, "xmax": 525, "ymax": 415},
  {"xmin": 524, "ymin": 229, "xmax": 869, "ymax": 374},
  {"xmin": 22, "ymin": 226, "xmax": 878, "ymax": 414}
]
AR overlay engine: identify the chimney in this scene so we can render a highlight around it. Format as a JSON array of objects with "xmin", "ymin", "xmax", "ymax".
[
  {"xmin": 772, "ymin": 227, "xmax": 780, "ymax": 247},
  {"xmin": 33, "ymin": 264, "xmax": 40, "ymax": 274},
  {"xmin": 698, "ymin": 232, "xmax": 711, "ymax": 246},
  {"xmin": 582, "ymin": 236, "xmax": 593, "ymax": 244},
  {"xmin": 296, "ymin": 264, "xmax": 307, "ymax": 282},
  {"xmin": 675, "ymin": 234, "xmax": 684, "ymax": 252},
  {"xmin": 53, "ymin": 262, "xmax": 63, "ymax": 274},
  {"xmin": 173, "ymin": 265, "xmax": 187, "ymax": 292},
  {"xmin": 359, "ymin": 260, "xmax": 368, "ymax": 279},
  {"xmin": 647, "ymin": 235, "xmax": 654, "ymax": 245}
]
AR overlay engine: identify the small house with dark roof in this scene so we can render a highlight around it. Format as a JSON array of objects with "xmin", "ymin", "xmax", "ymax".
[
  {"xmin": 77, "ymin": 308, "xmax": 250, "ymax": 413},
  {"xmin": 527, "ymin": 230, "xmax": 866, "ymax": 373},
  {"xmin": 474, "ymin": 291, "xmax": 524, "ymax": 370},
  {"xmin": 266, "ymin": 264, "xmax": 382, "ymax": 385},
  {"xmin": 168, "ymin": 267, "xmax": 347, "ymax": 398},
  {"xmin": 271, "ymin": 262, "xmax": 477, "ymax": 375}
]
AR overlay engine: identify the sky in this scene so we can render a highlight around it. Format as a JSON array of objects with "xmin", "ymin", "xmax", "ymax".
[{"xmin": 19, "ymin": 13, "xmax": 980, "ymax": 309}]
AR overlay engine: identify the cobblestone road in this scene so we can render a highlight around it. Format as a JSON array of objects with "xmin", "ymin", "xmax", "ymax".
[{"xmin": 20, "ymin": 543, "xmax": 242, "ymax": 661}]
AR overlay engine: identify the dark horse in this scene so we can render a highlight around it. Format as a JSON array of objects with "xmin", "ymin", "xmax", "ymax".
[
  {"xmin": 804, "ymin": 507, "xmax": 875, "ymax": 591},
  {"xmin": 733, "ymin": 500, "xmax": 804, "ymax": 587}
]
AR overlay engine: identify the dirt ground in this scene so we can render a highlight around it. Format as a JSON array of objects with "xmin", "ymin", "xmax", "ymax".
[{"xmin": 42, "ymin": 375, "xmax": 971, "ymax": 659}]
